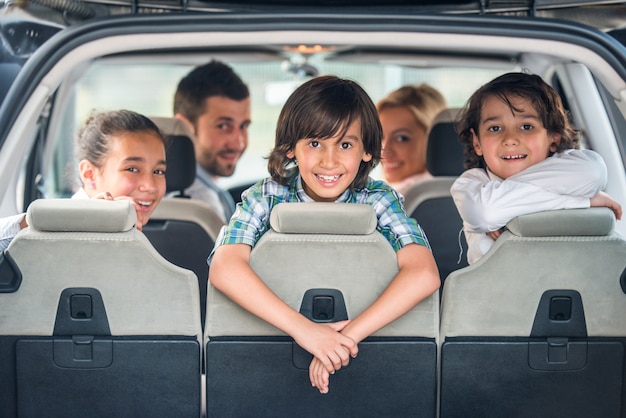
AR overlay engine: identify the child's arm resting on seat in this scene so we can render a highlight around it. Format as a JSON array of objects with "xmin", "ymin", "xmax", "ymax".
[
  {"xmin": 209, "ymin": 243, "xmax": 358, "ymax": 374},
  {"xmin": 590, "ymin": 191, "xmax": 622, "ymax": 220},
  {"xmin": 453, "ymin": 168, "xmax": 596, "ymax": 234},
  {"xmin": 309, "ymin": 243, "xmax": 440, "ymax": 393}
]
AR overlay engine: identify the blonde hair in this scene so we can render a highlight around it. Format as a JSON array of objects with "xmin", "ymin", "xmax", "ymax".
[{"xmin": 377, "ymin": 84, "xmax": 447, "ymax": 132}]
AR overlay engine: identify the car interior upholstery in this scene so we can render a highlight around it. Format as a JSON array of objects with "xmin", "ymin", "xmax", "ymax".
[
  {"xmin": 0, "ymin": 199, "xmax": 202, "ymax": 417},
  {"xmin": 1, "ymin": 5, "xmax": 626, "ymax": 416},
  {"xmin": 204, "ymin": 202, "xmax": 440, "ymax": 416},
  {"xmin": 143, "ymin": 117, "xmax": 225, "ymax": 329},
  {"xmin": 402, "ymin": 107, "xmax": 468, "ymax": 283},
  {"xmin": 440, "ymin": 207, "xmax": 626, "ymax": 417}
]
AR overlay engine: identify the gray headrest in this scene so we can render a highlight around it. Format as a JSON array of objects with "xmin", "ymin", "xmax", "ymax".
[
  {"xmin": 149, "ymin": 116, "xmax": 196, "ymax": 193},
  {"xmin": 506, "ymin": 207, "xmax": 615, "ymax": 237},
  {"xmin": 426, "ymin": 107, "xmax": 465, "ymax": 177},
  {"xmin": 150, "ymin": 116, "xmax": 194, "ymax": 137},
  {"xmin": 164, "ymin": 135, "xmax": 196, "ymax": 193},
  {"xmin": 26, "ymin": 199, "xmax": 137, "ymax": 232},
  {"xmin": 269, "ymin": 203, "xmax": 377, "ymax": 235}
]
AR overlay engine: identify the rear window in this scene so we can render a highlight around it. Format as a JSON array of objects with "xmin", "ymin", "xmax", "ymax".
[{"xmin": 44, "ymin": 57, "xmax": 512, "ymax": 198}]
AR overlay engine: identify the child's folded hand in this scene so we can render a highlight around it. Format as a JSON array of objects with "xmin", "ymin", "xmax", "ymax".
[
  {"xmin": 591, "ymin": 191, "xmax": 623, "ymax": 220},
  {"xmin": 487, "ymin": 227, "xmax": 505, "ymax": 241}
]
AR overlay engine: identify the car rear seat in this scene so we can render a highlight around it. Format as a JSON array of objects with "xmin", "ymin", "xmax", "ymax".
[
  {"xmin": 0, "ymin": 199, "xmax": 202, "ymax": 418},
  {"xmin": 439, "ymin": 207, "xmax": 626, "ymax": 417},
  {"xmin": 143, "ymin": 116, "xmax": 225, "ymax": 329},
  {"xmin": 204, "ymin": 202, "xmax": 439, "ymax": 418},
  {"xmin": 401, "ymin": 107, "xmax": 468, "ymax": 284}
]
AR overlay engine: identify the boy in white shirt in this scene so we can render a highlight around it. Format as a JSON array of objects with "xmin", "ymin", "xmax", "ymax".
[{"xmin": 451, "ymin": 72, "xmax": 622, "ymax": 264}]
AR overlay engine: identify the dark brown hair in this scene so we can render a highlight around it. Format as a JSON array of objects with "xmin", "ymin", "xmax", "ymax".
[
  {"xmin": 76, "ymin": 109, "xmax": 166, "ymax": 168},
  {"xmin": 457, "ymin": 72, "xmax": 579, "ymax": 169},
  {"xmin": 173, "ymin": 60, "xmax": 249, "ymax": 128},
  {"xmin": 267, "ymin": 75, "xmax": 382, "ymax": 189}
]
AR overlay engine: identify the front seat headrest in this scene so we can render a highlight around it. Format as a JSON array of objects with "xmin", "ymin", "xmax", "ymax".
[
  {"xmin": 149, "ymin": 116, "xmax": 197, "ymax": 195},
  {"xmin": 165, "ymin": 135, "xmax": 196, "ymax": 194},
  {"xmin": 426, "ymin": 108, "xmax": 465, "ymax": 177}
]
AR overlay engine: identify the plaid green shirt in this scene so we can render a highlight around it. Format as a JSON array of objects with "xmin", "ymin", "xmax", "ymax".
[{"xmin": 213, "ymin": 173, "xmax": 430, "ymax": 255}]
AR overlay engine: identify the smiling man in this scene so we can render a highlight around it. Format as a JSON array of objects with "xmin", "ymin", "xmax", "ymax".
[{"xmin": 173, "ymin": 60, "xmax": 251, "ymax": 222}]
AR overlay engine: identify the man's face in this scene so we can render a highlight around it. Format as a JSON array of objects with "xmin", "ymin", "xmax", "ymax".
[{"xmin": 193, "ymin": 95, "xmax": 251, "ymax": 177}]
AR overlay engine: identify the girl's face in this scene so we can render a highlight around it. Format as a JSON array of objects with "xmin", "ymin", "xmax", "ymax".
[
  {"xmin": 286, "ymin": 119, "xmax": 372, "ymax": 202},
  {"xmin": 379, "ymin": 106, "xmax": 428, "ymax": 183},
  {"xmin": 472, "ymin": 94, "xmax": 560, "ymax": 179},
  {"xmin": 82, "ymin": 131, "xmax": 167, "ymax": 220}
]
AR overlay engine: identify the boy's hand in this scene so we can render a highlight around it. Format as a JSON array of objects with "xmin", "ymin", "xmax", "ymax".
[
  {"xmin": 294, "ymin": 320, "xmax": 357, "ymax": 377},
  {"xmin": 486, "ymin": 227, "xmax": 505, "ymax": 241},
  {"xmin": 309, "ymin": 356, "xmax": 331, "ymax": 394},
  {"xmin": 591, "ymin": 191, "xmax": 623, "ymax": 220},
  {"xmin": 293, "ymin": 320, "xmax": 359, "ymax": 374},
  {"xmin": 305, "ymin": 321, "xmax": 358, "ymax": 394}
]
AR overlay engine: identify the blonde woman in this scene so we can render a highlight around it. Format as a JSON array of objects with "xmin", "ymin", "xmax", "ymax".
[{"xmin": 377, "ymin": 84, "xmax": 447, "ymax": 195}]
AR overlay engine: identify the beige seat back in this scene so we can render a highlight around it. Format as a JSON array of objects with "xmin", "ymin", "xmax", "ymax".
[
  {"xmin": 205, "ymin": 202, "xmax": 439, "ymax": 417},
  {"xmin": 0, "ymin": 199, "xmax": 202, "ymax": 417},
  {"xmin": 439, "ymin": 207, "xmax": 626, "ymax": 417},
  {"xmin": 145, "ymin": 116, "xmax": 225, "ymax": 329},
  {"xmin": 441, "ymin": 207, "xmax": 626, "ymax": 337},
  {"xmin": 206, "ymin": 202, "xmax": 439, "ymax": 337}
]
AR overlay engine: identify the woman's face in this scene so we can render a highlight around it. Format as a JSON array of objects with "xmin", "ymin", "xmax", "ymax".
[
  {"xmin": 379, "ymin": 106, "xmax": 428, "ymax": 183},
  {"xmin": 86, "ymin": 131, "xmax": 167, "ymax": 221}
]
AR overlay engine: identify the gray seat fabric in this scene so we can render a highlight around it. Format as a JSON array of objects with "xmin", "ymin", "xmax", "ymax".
[
  {"xmin": 402, "ymin": 107, "xmax": 467, "ymax": 283},
  {"xmin": 0, "ymin": 198, "xmax": 202, "ymax": 418},
  {"xmin": 145, "ymin": 116, "xmax": 225, "ymax": 329},
  {"xmin": 439, "ymin": 207, "xmax": 626, "ymax": 417},
  {"xmin": 148, "ymin": 115, "xmax": 224, "ymax": 240},
  {"xmin": 150, "ymin": 115, "xmax": 195, "ymax": 138},
  {"xmin": 205, "ymin": 202, "xmax": 439, "ymax": 417}
]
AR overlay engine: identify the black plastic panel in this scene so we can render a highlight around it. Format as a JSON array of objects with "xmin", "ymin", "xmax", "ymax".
[
  {"xmin": 54, "ymin": 288, "xmax": 111, "ymax": 336},
  {"xmin": 531, "ymin": 290, "xmax": 587, "ymax": 338},
  {"xmin": 206, "ymin": 337, "xmax": 437, "ymax": 418},
  {"xmin": 440, "ymin": 338, "xmax": 625, "ymax": 418},
  {"xmin": 12, "ymin": 337, "xmax": 201, "ymax": 418},
  {"xmin": 0, "ymin": 251, "xmax": 22, "ymax": 293}
]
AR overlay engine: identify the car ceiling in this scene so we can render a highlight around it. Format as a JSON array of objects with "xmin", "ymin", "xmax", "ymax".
[
  {"xmin": 1, "ymin": 0, "xmax": 626, "ymax": 64},
  {"xmin": 3, "ymin": 0, "xmax": 626, "ymax": 27}
]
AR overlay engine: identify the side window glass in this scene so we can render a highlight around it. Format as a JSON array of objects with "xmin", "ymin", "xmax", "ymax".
[{"xmin": 595, "ymin": 78, "xmax": 626, "ymax": 167}]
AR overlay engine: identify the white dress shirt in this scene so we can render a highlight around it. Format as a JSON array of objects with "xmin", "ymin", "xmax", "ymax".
[{"xmin": 182, "ymin": 163, "xmax": 236, "ymax": 223}]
